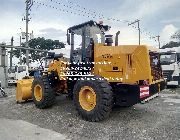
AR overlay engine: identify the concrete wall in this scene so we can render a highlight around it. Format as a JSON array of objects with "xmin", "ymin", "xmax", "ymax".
[
  {"xmin": 0, "ymin": 55, "xmax": 1, "ymax": 66},
  {"xmin": 0, "ymin": 47, "xmax": 8, "ymax": 88},
  {"xmin": 0, "ymin": 67, "xmax": 7, "ymax": 88}
]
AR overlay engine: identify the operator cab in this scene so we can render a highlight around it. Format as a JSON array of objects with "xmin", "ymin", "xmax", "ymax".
[
  {"xmin": 67, "ymin": 20, "xmax": 111, "ymax": 64},
  {"xmin": 160, "ymin": 50, "xmax": 180, "ymax": 86},
  {"xmin": 160, "ymin": 51, "xmax": 179, "ymax": 65}
]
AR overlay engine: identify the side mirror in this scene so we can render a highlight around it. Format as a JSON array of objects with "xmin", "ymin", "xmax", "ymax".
[
  {"xmin": 177, "ymin": 54, "xmax": 180, "ymax": 63},
  {"xmin": 177, "ymin": 60, "xmax": 180, "ymax": 64},
  {"xmin": 67, "ymin": 32, "xmax": 70, "ymax": 45}
]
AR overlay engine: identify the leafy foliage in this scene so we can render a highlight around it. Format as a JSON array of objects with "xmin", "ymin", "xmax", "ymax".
[
  {"xmin": 161, "ymin": 41, "xmax": 180, "ymax": 49},
  {"xmin": 13, "ymin": 37, "xmax": 65, "ymax": 63},
  {"xmin": 161, "ymin": 30, "xmax": 180, "ymax": 49},
  {"xmin": 171, "ymin": 30, "xmax": 180, "ymax": 40}
]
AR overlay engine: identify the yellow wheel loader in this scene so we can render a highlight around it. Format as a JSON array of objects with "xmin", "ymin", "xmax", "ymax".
[{"xmin": 16, "ymin": 20, "xmax": 166, "ymax": 122}]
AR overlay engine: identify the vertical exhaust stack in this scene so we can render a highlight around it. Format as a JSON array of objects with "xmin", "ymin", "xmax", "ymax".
[
  {"xmin": 115, "ymin": 31, "xmax": 120, "ymax": 46},
  {"xmin": 105, "ymin": 35, "xmax": 113, "ymax": 46},
  {"xmin": 70, "ymin": 32, "xmax": 75, "ymax": 63}
]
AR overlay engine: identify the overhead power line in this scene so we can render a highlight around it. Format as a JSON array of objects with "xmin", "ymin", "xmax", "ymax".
[
  {"xmin": 32, "ymin": 0, "xmax": 160, "ymax": 46},
  {"xmin": 47, "ymin": 0, "xmax": 161, "ymax": 44},
  {"xmin": 128, "ymin": 19, "xmax": 140, "ymax": 45},
  {"xmin": 49, "ymin": 0, "xmax": 130, "ymax": 23}
]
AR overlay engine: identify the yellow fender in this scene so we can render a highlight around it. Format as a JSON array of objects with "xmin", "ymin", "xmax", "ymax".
[{"xmin": 16, "ymin": 79, "xmax": 34, "ymax": 103}]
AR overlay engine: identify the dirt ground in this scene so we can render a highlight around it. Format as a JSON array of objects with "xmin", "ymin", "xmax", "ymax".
[{"xmin": 0, "ymin": 87, "xmax": 180, "ymax": 140}]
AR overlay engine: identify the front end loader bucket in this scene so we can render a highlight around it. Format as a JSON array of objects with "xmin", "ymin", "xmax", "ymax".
[{"xmin": 16, "ymin": 79, "xmax": 34, "ymax": 103}]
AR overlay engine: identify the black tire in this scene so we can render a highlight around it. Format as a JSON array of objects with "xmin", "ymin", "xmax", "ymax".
[
  {"xmin": 32, "ymin": 75, "xmax": 55, "ymax": 109},
  {"xmin": 73, "ymin": 76, "xmax": 113, "ymax": 122}
]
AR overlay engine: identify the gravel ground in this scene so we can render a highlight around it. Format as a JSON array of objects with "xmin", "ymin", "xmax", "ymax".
[{"xmin": 0, "ymin": 87, "xmax": 180, "ymax": 140}]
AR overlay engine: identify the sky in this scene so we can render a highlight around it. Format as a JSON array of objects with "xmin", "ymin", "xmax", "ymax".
[{"xmin": 0, "ymin": 0, "xmax": 180, "ymax": 65}]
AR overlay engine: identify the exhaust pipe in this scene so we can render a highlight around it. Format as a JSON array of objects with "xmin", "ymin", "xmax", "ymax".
[{"xmin": 115, "ymin": 31, "xmax": 120, "ymax": 46}]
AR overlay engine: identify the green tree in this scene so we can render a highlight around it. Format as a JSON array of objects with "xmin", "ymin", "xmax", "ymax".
[
  {"xmin": 161, "ymin": 41, "xmax": 180, "ymax": 49},
  {"xmin": 171, "ymin": 30, "xmax": 180, "ymax": 40},
  {"xmin": 161, "ymin": 30, "xmax": 180, "ymax": 49},
  {"xmin": 13, "ymin": 37, "xmax": 65, "ymax": 63}
]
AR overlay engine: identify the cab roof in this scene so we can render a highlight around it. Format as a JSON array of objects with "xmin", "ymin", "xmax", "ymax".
[{"xmin": 67, "ymin": 20, "xmax": 110, "ymax": 35}]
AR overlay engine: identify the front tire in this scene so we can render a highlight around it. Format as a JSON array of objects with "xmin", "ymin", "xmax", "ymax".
[
  {"xmin": 73, "ymin": 76, "xmax": 113, "ymax": 122},
  {"xmin": 32, "ymin": 75, "xmax": 55, "ymax": 109}
]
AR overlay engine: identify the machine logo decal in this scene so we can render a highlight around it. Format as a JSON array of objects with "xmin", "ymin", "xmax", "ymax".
[
  {"xmin": 140, "ymin": 86, "xmax": 149, "ymax": 99},
  {"xmin": 153, "ymin": 58, "xmax": 159, "ymax": 65}
]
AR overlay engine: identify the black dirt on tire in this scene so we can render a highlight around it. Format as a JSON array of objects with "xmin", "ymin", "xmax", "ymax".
[
  {"xmin": 32, "ymin": 75, "xmax": 55, "ymax": 109},
  {"xmin": 73, "ymin": 75, "xmax": 113, "ymax": 122}
]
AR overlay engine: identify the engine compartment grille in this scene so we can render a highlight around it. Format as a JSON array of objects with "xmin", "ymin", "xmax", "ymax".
[
  {"xmin": 162, "ymin": 70, "xmax": 173, "ymax": 81},
  {"xmin": 149, "ymin": 52, "xmax": 163, "ymax": 81}
]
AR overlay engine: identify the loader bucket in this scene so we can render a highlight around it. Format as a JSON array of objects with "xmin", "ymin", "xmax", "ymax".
[{"xmin": 16, "ymin": 79, "xmax": 34, "ymax": 103}]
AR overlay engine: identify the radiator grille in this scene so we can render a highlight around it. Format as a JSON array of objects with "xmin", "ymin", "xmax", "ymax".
[
  {"xmin": 149, "ymin": 52, "xmax": 163, "ymax": 81},
  {"xmin": 162, "ymin": 70, "xmax": 173, "ymax": 81}
]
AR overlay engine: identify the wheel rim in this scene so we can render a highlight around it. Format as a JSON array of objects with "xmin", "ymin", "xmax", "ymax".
[
  {"xmin": 79, "ymin": 86, "xmax": 96, "ymax": 111},
  {"xmin": 34, "ymin": 84, "xmax": 43, "ymax": 101}
]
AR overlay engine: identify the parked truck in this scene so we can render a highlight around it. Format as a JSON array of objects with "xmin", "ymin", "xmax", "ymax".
[
  {"xmin": 160, "ymin": 47, "xmax": 180, "ymax": 86},
  {"xmin": 8, "ymin": 65, "xmax": 29, "ymax": 85}
]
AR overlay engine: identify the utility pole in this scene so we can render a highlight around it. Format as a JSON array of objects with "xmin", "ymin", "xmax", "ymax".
[
  {"xmin": 128, "ymin": 19, "xmax": 140, "ymax": 45},
  {"xmin": 152, "ymin": 35, "xmax": 161, "ymax": 49},
  {"xmin": 10, "ymin": 36, "xmax": 14, "ymax": 68},
  {"xmin": 156, "ymin": 35, "xmax": 161, "ymax": 49},
  {"xmin": 25, "ymin": 0, "xmax": 29, "ymax": 67},
  {"xmin": 25, "ymin": 0, "xmax": 33, "ymax": 67},
  {"xmin": 19, "ymin": 36, "xmax": 22, "ymax": 65}
]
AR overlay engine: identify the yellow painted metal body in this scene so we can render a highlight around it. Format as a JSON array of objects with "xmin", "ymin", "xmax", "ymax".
[
  {"xmin": 47, "ymin": 57, "xmax": 69, "ymax": 93},
  {"xmin": 34, "ymin": 84, "xmax": 43, "ymax": 101},
  {"xmin": 46, "ymin": 44, "xmax": 162, "ymax": 86},
  {"xmin": 79, "ymin": 86, "xmax": 96, "ymax": 111},
  {"xmin": 16, "ymin": 79, "xmax": 34, "ymax": 102},
  {"xmin": 93, "ymin": 44, "xmax": 162, "ymax": 84},
  {"xmin": 48, "ymin": 58, "xmax": 68, "ymax": 81}
]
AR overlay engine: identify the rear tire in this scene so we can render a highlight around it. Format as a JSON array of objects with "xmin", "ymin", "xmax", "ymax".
[
  {"xmin": 32, "ymin": 75, "xmax": 55, "ymax": 109},
  {"xmin": 73, "ymin": 76, "xmax": 113, "ymax": 122}
]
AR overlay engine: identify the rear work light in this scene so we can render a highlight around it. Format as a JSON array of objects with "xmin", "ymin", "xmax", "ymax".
[{"xmin": 143, "ymin": 79, "xmax": 149, "ymax": 85}]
